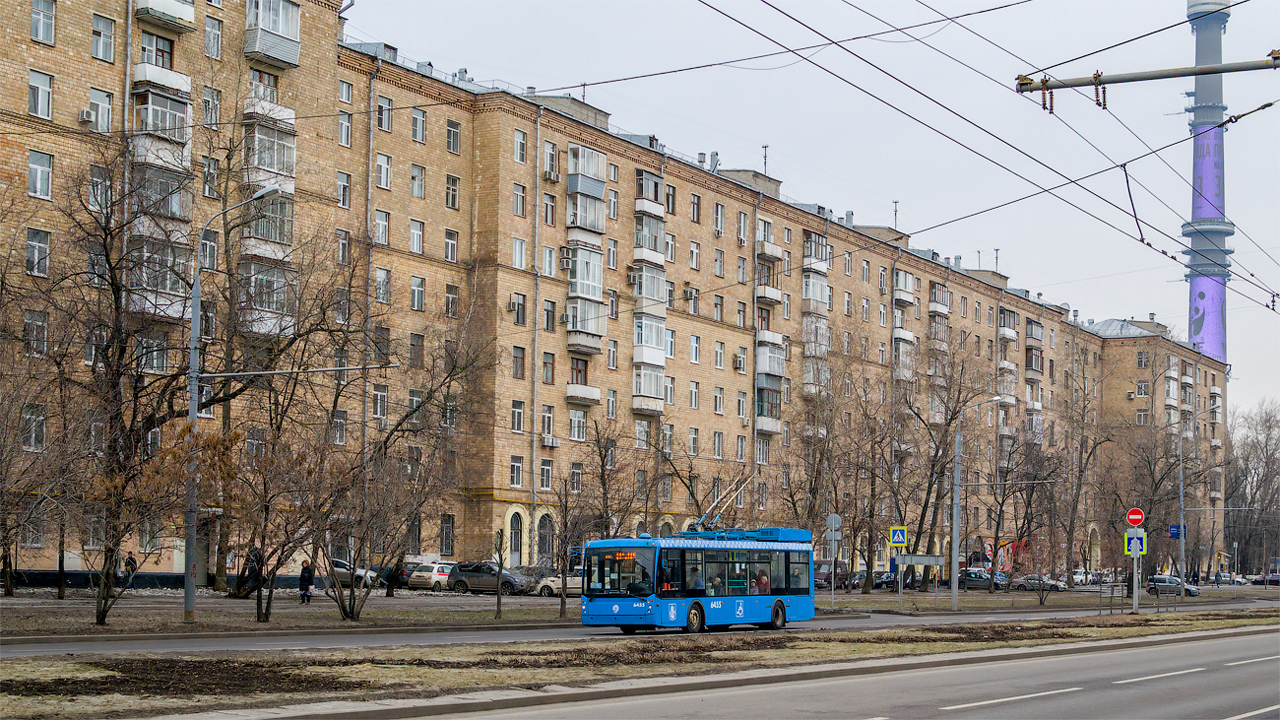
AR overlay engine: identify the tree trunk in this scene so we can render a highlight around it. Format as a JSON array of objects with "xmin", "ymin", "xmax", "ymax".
[
  {"xmin": 2, "ymin": 544, "xmax": 13, "ymax": 597},
  {"xmin": 213, "ymin": 518, "xmax": 228, "ymax": 592}
]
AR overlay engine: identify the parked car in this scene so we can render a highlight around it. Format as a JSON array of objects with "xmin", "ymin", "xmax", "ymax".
[
  {"xmin": 1147, "ymin": 575, "xmax": 1200, "ymax": 596},
  {"xmin": 447, "ymin": 561, "xmax": 533, "ymax": 595},
  {"xmin": 1012, "ymin": 574, "xmax": 1066, "ymax": 592},
  {"xmin": 1250, "ymin": 574, "xmax": 1280, "ymax": 586},
  {"xmin": 534, "ymin": 569, "xmax": 583, "ymax": 597},
  {"xmin": 958, "ymin": 569, "xmax": 1006, "ymax": 591},
  {"xmin": 1071, "ymin": 570, "xmax": 1089, "ymax": 586},
  {"xmin": 382, "ymin": 561, "xmax": 422, "ymax": 589},
  {"xmin": 407, "ymin": 562, "xmax": 455, "ymax": 591},
  {"xmin": 511, "ymin": 565, "xmax": 557, "ymax": 584},
  {"xmin": 815, "ymin": 560, "xmax": 851, "ymax": 590},
  {"xmin": 330, "ymin": 559, "xmax": 382, "ymax": 588}
]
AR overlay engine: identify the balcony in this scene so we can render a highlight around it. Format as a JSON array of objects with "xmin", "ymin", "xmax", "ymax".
[
  {"xmin": 132, "ymin": 133, "xmax": 189, "ymax": 172},
  {"xmin": 567, "ymin": 331, "xmax": 602, "ymax": 355},
  {"xmin": 891, "ymin": 327, "xmax": 915, "ymax": 344},
  {"xmin": 1164, "ymin": 395, "xmax": 1179, "ymax": 408},
  {"xmin": 566, "ymin": 383, "xmax": 601, "ymax": 406},
  {"xmin": 567, "ymin": 173, "xmax": 606, "ymax": 201},
  {"xmin": 998, "ymin": 326, "xmax": 1017, "ymax": 343},
  {"xmin": 633, "ymin": 244, "xmax": 665, "ymax": 268},
  {"xmin": 756, "ymin": 328, "xmax": 784, "ymax": 347},
  {"xmin": 1181, "ymin": 374, "xmax": 1194, "ymax": 387},
  {"xmin": 1165, "ymin": 366, "xmax": 1179, "ymax": 380},
  {"xmin": 802, "ymin": 425, "xmax": 828, "ymax": 440},
  {"xmin": 802, "ymin": 382, "xmax": 826, "ymax": 399},
  {"xmin": 1210, "ymin": 438, "xmax": 1223, "ymax": 449},
  {"xmin": 244, "ymin": 166, "xmax": 295, "ymax": 196},
  {"xmin": 242, "ymin": 309, "xmax": 295, "ymax": 337},
  {"xmin": 635, "ymin": 197, "xmax": 664, "ymax": 218},
  {"xmin": 893, "ymin": 366, "xmax": 915, "ymax": 383},
  {"xmin": 1027, "ymin": 400, "xmax": 1043, "ymax": 413},
  {"xmin": 128, "ymin": 289, "xmax": 187, "ymax": 320},
  {"xmin": 803, "ymin": 253, "xmax": 829, "ymax": 276},
  {"xmin": 633, "ymin": 345, "xmax": 665, "ymax": 367},
  {"xmin": 133, "ymin": 63, "xmax": 191, "ymax": 95},
  {"xmin": 998, "ymin": 424, "xmax": 1015, "ymax": 438},
  {"xmin": 928, "ymin": 410, "xmax": 947, "ymax": 426},
  {"xmin": 755, "ymin": 282, "xmax": 783, "ymax": 306},
  {"xmin": 801, "ymin": 298, "xmax": 827, "ymax": 316},
  {"xmin": 1210, "ymin": 385, "xmax": 1222, "ymax": 397},
  {"xmin": 632, "ymin": 395, "xmax": 664, "ymax": 415},
  {"xmin": 756, "ymin": 416, "xmax": 782, "ymax": 435},
  {"xmin": 541, "ymin": 434, "xmax": 561, "ymax": 449},
  {"xmin": 243, "ymin": 96, "xmax": 296, "ymax": 126},
  {"xmin": 244, "ymin": 27, "xmax": 301, "ymax": 69},
  {"xmin": 998, "ymin": 359, "xmax": 1017, "ymax": 375},
  {"xmin": 1025, "ymin": 362, "xmax": 1042, "ymax": 378},
  {"xmin": 756, "ymin": 240, "xmax": 784, "ymax": 262},
  {"xmin": 929, "ymin": 299, "xmax": 950, "ymax": 317},
  {"xmin": 997, "ymin": 394, "xmax": 1016, "ymax": 407},
  {"xmin": 135, "ymin": 0, "xmax": 195, "ymax": 33},
  {"xmin": 892, "ymin": 287, "xmax": 914, "ymax": 307}
]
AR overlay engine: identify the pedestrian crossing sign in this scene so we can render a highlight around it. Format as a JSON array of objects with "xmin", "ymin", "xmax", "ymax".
[
  {"xmin": 890, "ymin": 526, "xmax": 907, "ymax": 547},
  {"xmin": 1124, "ymin": 527, "xmax": 1147, "ymax": 556}
]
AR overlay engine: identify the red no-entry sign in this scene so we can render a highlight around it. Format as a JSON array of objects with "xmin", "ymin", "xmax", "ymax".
[{"xmin": 1126, "ymin": 508, "xmax": 1145, "ymax": 526}]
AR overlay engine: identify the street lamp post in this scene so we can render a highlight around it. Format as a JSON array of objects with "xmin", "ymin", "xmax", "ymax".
[
  {"xmin": 1176, "ymin": 392, "xmax": 1219, "ymax": 594},
  {"xmin": 952, "ymin": 395, "xmax": 1003, "ymax": 612},
  {"xmin": 184, "ymin": 185, "xmax": 279, "ymax": 623}
]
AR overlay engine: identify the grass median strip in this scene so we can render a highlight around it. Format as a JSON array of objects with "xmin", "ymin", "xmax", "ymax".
[{"xmin": 1, "ymin": 609, "xmax": 1275, "ymax": 720}]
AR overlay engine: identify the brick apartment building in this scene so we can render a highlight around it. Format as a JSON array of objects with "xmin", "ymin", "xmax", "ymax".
[{"xmin": 1, "ymin": 0, "xmax": 1227, "ymax": 584}]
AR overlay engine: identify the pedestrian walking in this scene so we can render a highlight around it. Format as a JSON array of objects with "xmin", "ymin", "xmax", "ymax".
[
  {"xmin": 123, "ymin": 552, "xmax": 138, "ymax": 589},
  {"xmin": 299, "ymin": 560, "xmax": 315, "ymax": 604}
]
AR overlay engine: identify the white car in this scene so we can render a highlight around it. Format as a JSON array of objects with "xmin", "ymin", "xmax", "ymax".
[
  {"xmin": 534, "ymin": 569, "xmax": 583, "ymax": 597},
  {"xmin": 408, "ymin": 562, "xmax": 455, "ymax": 591}
]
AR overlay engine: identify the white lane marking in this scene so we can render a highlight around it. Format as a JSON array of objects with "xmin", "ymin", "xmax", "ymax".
[
  {"xmin": 1113, "ymin": 667, "xmax": 1204, "ymax": 684},
  {"xmin": 1224, "ymin": 655, "xmax": 1280, "ymax": 666},
  {"xmin": 939, "ymin": 687, "xmax": 1081, "ymax": 710},
  {"xmin": 1222, "ymin": 705, "xmax": 1280, "ymax": 720}
]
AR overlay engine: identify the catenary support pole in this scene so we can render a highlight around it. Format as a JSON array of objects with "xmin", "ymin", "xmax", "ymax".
[{"xmin": 951, "ymin": 430, "xmax": 962, "ymax": 612}]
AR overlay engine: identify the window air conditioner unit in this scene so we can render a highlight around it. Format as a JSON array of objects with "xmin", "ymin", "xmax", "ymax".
[
  {"xmin": 79, "ymin": 109, "xmax": 96, "ymax": 124},
  {"xmin": 377, "ymin": 418, "xmax": 389, "ymax": 431},
  {"xmin": 559, "ymin": 246, "xmax": 572, "ymax": 259},
  {"xmin": 543, "ymin": 170, "xmax": 560, "ymax": 183},
  {"xmin": 559, "ymin": 257, "xmax": 571, "ymax": 270},
  {"xmin": 879, "ymin": 287, "xmax": 887, "ymax": 295},
  {"xmin": 682, "ymin": 288, "xmax": 696, "ymax": 300},
  {"xmin": 559, "ymin": 312, "xmax": 570, "ymax": 324},
  {"xmin": 715, "ymin": 229, "xmax": 724, "ymax": 238},
  {"xmin": 506, "ymin": 295, "xmax": 518, "ymax": 311},
  {"xmin": 1127, "ymin": 391, "xmax": 1136, "ymax": 400},
  {"xmin": 738, "ymin": 236, "xmax": 746, "ymax": 247},
  {"xmin": 741, "ymin": 417, "xmax": 751, "ymax": 427},
  {"xmin": 542, "ymin": 434, "xmax": 561, "ymax": 448},
  {"xmin": 733, "ymin": 355, "xmax": 746, "ymax": 371},
  {"xmin": 626, "ymin": 272, "xmax": 639, "ymax": 285}
]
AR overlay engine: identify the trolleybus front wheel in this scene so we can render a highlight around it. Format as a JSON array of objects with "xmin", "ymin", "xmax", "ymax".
[
  {"xmin": 620, "ymin": 626, "xmax": 638, "ymax": 635},
  {"xmin": 760, "ymin": 601, "xmax": 786, "ymax": 630}
]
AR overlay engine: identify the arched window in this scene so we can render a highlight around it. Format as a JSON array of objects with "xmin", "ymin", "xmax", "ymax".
[
  {"xmin": 537, "ymin": 514, "xmax": 554, "ymax": 559},
  {"xmin": 659, "ymin": 522, "xmax": 673, "ymax": 538},
  {"xmin": 636, "ymin": 521, "xmax": 646, "ymax": 537},
  {"xmin": 509, "ymin": 514, "xmax": 523, "ymax": 567}
]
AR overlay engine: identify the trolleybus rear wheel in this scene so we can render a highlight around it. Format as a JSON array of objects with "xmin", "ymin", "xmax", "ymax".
[
  {"xmin": 684, "ymin": 603, "xmax": 704, "ymax": 633},
  {"xmin": 768, "ymin": 602, "xmax": 786, "ymax": 630}
]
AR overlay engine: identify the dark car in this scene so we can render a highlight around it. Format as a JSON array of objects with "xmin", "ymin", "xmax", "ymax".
[
  {"xmin": 382, "ymin": 561, "xmax": 422, "ymax": 589},
  {"xmin": 447, "ymin": 561, "xmax": 533, "ymax": 595},
  {"xmin": 958, "ymin": 569, "xmax": 1006, "ymax": 591},
  {"xmin": 1147, "ymin": 575, "xmax": 1200, "ymax": 596},
  {"xmin": 814, "ymin": 560, "xmax": 850, "ymax": 590},
  {"xmin": 1250, "ymin": 574, "xmax": 1280, "ymax": 586}
]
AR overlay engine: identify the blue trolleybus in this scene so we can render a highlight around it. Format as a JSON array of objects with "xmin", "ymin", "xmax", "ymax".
[{"xmin": 581, "ymin": 527, "xmax": 814, "ymax": 634}]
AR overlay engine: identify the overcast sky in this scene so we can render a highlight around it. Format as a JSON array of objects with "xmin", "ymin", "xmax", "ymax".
[{"xmin": 345, "ymin": 0, "xmax": 1278, "ymax": 408}]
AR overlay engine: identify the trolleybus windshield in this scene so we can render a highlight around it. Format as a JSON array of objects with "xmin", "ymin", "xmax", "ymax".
[{"xmin": 584, "ymin": 547, "xmax": 655, "ymax": 598}]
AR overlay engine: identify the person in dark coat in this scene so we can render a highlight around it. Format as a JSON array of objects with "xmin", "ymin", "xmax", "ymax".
[{"xmin": 299, "ymin": 560, "xmax": 315, "ymax": 604}]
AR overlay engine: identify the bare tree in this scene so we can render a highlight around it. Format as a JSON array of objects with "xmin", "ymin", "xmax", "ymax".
[
  {"xmin": 1225, "ymin": 399, "xmax": 1279, "ymax": 574},
  {"xmin": 544, "ymin": 462, "xmax": 594, "ymax": 618}
]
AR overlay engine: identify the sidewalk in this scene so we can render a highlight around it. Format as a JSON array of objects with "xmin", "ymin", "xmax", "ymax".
[{"xmin": 138, "ymin": 624, "xmax": 1278, "ymax": 720}]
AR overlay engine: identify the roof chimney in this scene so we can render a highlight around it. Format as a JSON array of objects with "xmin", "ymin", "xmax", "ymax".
[
  {"xmin": 697, "ymin": 152, "xmax": 707, "ymax": 167},
  {"xmin": 844, "ymin": 210, "xmax": 855, "ymax": 226},
  {"xmin": 954, "ymin": 254, "xmax": 961, "ymax": 269},
  {"xmin": 1149, "ymin": 312, "xmax": 1156, "ymax": 322},
  {"xmin": 526, "ymin": 86, "xmax": 536, "ymax": 95}
]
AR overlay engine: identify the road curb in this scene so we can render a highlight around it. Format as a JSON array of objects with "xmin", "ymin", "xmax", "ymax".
[
  {"xmin": 0, "ymin": 621, "xmax": 583, "ymax": 646},
  {"xmin": 866, "ymin": 597, "xmax": 1262, "ymax": 617},
  {"xmin": 145, "ymin": 624, "xmax": 1279, "ymax": 720}
]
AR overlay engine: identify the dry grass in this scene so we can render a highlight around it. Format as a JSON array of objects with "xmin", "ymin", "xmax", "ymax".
[
  {"xmin": 2, "ymin": 609, "xmax": 1274, "ymax": 720},
  {"xmin": 820, "ymin": 586, "xmax": 1273, "ymax": 612}
]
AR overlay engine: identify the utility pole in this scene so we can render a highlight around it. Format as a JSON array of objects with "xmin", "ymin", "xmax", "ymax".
[{"xmin": 1015, "ymin": 2, "xmax": 1279, "ymax": 366}]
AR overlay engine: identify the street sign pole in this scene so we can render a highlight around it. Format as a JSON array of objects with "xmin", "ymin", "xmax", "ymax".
[{"xmin": 1132, "ymin": 539, "xmax": 1140, "ymax": 614}]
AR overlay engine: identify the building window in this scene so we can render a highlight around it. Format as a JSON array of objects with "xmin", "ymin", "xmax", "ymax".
[
  {"xmin": 246, "ymin": 125, "xmax": 296, "ymax": 176},
  {"xmin": 608, "ymin": 189, "xmax": 618, "ymax": 220},
  {"xmin": 543, "ymin": 193, "xmax": 556, "ymax": 226},
  {"xmin": 440, "ymin": 514, "xmax": 455, "ymax": 556},
  {"xmin": 338, "ymin": 111, "xmax": 351, "ymax": 146},
  {"xmin": 445, "ymin": 229, "xmax": 458, "ymax": 262},
  {"xmin": 205, "ymin": 16, "xmax": 222, "ymax": 59},
  {"xmin": 510, "ymin": 456, "xmax": 523, "ymax": 487},
  {"xmin": 28, "ymin": 151, "xmax": 52, "ymax": 199},
  {"xmin": 32, "ymin": 0, "xmax": 55, "ymax": 44},
  {"xmin": 542, "ymin": 352, "xmax": 555, "ymax": 384},
  {"xmin": 21, "ymin": 404, "xmax": 46, "ymax": 452},
  {"xmin": 376, "ymin": 95, "xmax": 392, "ymax": 131},
  {"xmin": 374, "ymin": 267, "xmax": 390, "ymax": 303},
  {"xmin": 91, "ymin": 15, "xmax": 114, "ymax": 61},
  {"xmin": 512, "ymin": 346, "xmax": 525, "ymax": 379},
  {"xmin": 514, "ymin": 128, "xmax": 527, "ymax": 163},
  {"xmin": 665, "ymin": 184, "xmax": 676, "ymax": 214},
  {"xmin": 28, "ymin": 71, "xmax": 52, "ymax": 119},
  {"xmin": 446, "ymin": 119, "xmax": 461, "ymax": 153},
  {"xmin": 608, "ymin": 340, "xmax": 618, "ymax": 369},
  {"xmin": 445, "ymin": 284, "xmax": 459, "ymax": 318},
  {"xmin": 409, "ymin": 164, "xmax": 425, "ymax": 198},
  {"xmin": 689, "ymin": 381, "xmax": 699, "ymax": 409},
  {"xmin": 409, "ymin": 276, "xmax": 425, "ymax": 311},
  {"xmin": 445, "ymin": 175, "xmax": 460, "ymax": 209},
  {"xmin": 338, "ymin": 80, "xmax": 352, "ymax": 103},
  {"xmin": 569, "ymin": 409, "xmax": 586, "ymax": 441},
  {"xmin": 373, "ymin": 210, "xmax": 389, "ymax": 245},
  {"xmin": 23, "ymin": 310, "xmax": 48, "ymax": 357},
  {"xmin": 409, "ymin": 219, "xmax": 424, "ymax": 254},
  {"xmin": 513, "ymin": 183, "xmax": 526, "ymax": 217},
  {"xmin": 570, "ymin": 357, "xmax": 588, "ymax": 385},
  {"xmin": 513, "ymin": 236, "xmax": 527, "ymax": 270},
  {"xmin": 140, "ymin": 32, "xmax": 173, "ymax": 69},
  {"xmin": 26, "ymin": 229, "xmax": 49, "ymax": 276},
  {"xmin": 690, "ymin": 194, "xmax": 701, "ymax": 223},
  {"xmin": 511, "ymin": 400, "xmax": 525, "ymax": 432},
  {"xmin": 512, "ymin": 293, "xmax": 526, "ymax": 325},
  {"xmin": 247, "ymin": 0, "xmax": 300, "ymax": 39}
]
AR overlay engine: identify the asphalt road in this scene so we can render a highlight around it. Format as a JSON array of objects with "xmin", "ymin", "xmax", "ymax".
[
  {"xmin": 1, "ymin": 600, "xmax": 1272, "ymax": 658},
  {"xmin": 456, "ymin": 632, "xmax": 1280, "ymax": 720}
]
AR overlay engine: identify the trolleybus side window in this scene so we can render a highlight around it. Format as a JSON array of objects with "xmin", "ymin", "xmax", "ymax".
[
  {"xmin": 788, "ymin": 551, "xmax": 810, "ymax": 593},
  {"xmin": 683, "ymin": 550, "xmax": 705, "ymax": 595},
  {"xmin": 658, "ymin": 548, "xmax": 684, "ymax": 597}
]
